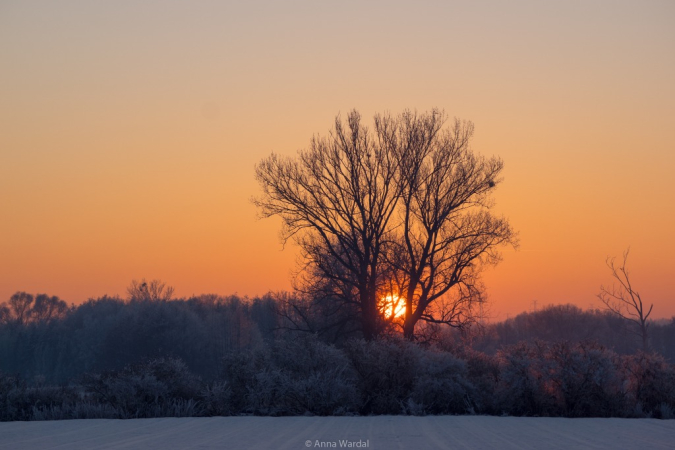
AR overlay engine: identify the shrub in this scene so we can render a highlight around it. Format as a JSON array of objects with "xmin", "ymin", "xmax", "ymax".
[
  {"xmin": 0, "ymin": 372, "xmax": 27, "ymax": 421},
  {"xmin": 82, "ymin": 357, "xmax": 203, "ymax": 418},
  {"xmin": 461, "ymin": 349, "xmax": 501, "ymax": 414},
  {"xmin": 408, "ymin": 349, "xmax": 474, "ymax": 415},
  {"xmin": 621, "ymin": 352, "xmax": 675, "ymax": 418},
  {"xmin": 222, "ymin": 335, "xmax": 358, "ymax": 415},
  {"xmin": 544, "ymin": 341, "xmax": 624, "ymax": 417},
  {"xmin": 496, "ymin": 341, "xmax": 628, "ymax": 417},
  {"xmin": 496, "ymin": 341, "xmax": 553, "ymax": 416},
  {"xmin": 200, "ymin": 381, "xmax": 232, "ymax": 416},
  {"xmin": 345, "ymin": 337, "xmax": 420, "ymax": 415}
]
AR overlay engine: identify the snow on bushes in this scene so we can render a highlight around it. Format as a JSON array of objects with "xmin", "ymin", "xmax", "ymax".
[
  {"xmin": 345, "ymin": 338, "xmax": 420, "ymax": 414},
  {"xmin": 621, "ymin": 352, "xmax": 675, "ymax": 418},
  {"xmin": 496, "ymin": 341, "xmax": 634, "ymax": 417},
  {"xmin": 222, "ymin": 336, "xmax": 358, "ymax": 415},
  {"xmin": 82, "ymin": 357, "xmax": 203, "ymax": 419},
  {"xmin": 408, "ymin": 348, "xmax": 475, "ymax": 415},
  {"xmin": 2, "ymin": 336, "xmax": 675, "ymax": 421}
]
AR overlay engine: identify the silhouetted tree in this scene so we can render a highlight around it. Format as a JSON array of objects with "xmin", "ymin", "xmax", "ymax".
[
  {"xmin": 598, "ymin": 249, "xmax": 653, "ymax": 352},
  {"xmin": 255, "ymin": 111, "xmax": 402, "ymax": 339},
  {"xmin": 7, "ymin": 292, "xmax": 34, "ymax": 325},
  {"xmin": 387, "ymin": 112, "xmax": 516, "ymax": 338},
  {"xmin": 127, "ymin": 279, "xmax": 175, "ymax": 302},
  {"xmin": 31, "ymin": 294, "xmax": 68, "ymax": 323},
  {"xmin": 255, "ymin": 109, "xmax": 515, "ymax": 340}
]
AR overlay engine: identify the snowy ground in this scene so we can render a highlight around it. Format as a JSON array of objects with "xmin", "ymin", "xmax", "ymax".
[{"xmin": 1, "ymin": 416, "xmax": 673, "ymax": 450}]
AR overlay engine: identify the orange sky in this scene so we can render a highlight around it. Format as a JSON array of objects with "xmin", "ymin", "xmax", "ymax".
[{"xmin": 1, "ymin": 1, "xmax": 674, "ymax": 320}]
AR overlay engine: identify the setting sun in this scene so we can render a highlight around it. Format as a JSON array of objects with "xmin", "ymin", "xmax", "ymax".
[{"xmin": 381, "ymin": 294, "xmax": 406, "ymax": 319}]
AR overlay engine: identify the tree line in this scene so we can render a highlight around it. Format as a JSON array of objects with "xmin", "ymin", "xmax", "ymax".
[{"xmin": 1, "ymin": 290, "xmax": 673, "ymax": 383}]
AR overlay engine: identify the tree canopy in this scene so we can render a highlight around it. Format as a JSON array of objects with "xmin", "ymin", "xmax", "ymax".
[{"xmin": 255, "ymin": 109, "xmax": 517, "ymax": 339}]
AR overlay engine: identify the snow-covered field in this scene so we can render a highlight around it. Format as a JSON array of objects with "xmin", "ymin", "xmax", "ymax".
[{"xmin": 1, "ymin": 416, "xmax": 673, "ymax": 449}]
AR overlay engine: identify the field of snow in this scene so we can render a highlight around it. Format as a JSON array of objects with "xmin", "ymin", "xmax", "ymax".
[{"xmin": 1, "ymin": 416, "xmax": 674, "ymax": 449}]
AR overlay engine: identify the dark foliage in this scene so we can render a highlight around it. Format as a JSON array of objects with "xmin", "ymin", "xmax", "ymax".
[
  {"xmin": 0, "ymin": 294, "xmax": 278, "ymax": 383},
  {"xmin": 468, "ymin": 304, "xmax": 675, "ymax": 362},
  {"xmin": 81, "ymin": 358, "xmax": 202, "ymax": 418},
  {"xmin": 222, "ymin": 335, "xmax": 358, "ymax": 416}
]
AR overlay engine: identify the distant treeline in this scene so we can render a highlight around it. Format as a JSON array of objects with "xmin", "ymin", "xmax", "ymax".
[
  {"xmin": 1, "ymin": 293, "xmax": 674, "ymax": 383},
  {"xmin": 0, "ymin": 293, "xmax": 279, "ymax": 383},
  {"xmin": 467, "ymin": 304, "xmax": 675, "ymax": 360}
]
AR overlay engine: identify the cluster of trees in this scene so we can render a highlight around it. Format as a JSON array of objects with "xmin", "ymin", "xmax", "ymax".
[
  {"xmin": 466, "ymin": 304, "xmax": 675, "ymax": 361},
  {"xmin": 0, "ymin": 292, "xmax": 68, "ymax": 326},
  {"xmin": 0, "ymin": 291, "xmax": 277, "ymax": 383},
  {"xmin": 2, "ymin": 337, "xmax": 674, "ymax": 421}
]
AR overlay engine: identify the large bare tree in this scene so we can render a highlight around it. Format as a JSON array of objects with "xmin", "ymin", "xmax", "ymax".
[
  {"xmin": 255, "ymin": 111, "xmax": 401, "ymax": 339},
  {"xmin": 384, "ymin": 111, "xmax": 517, "ymax": 339},
  {"xmin": 255, "ymin": 109, "xmax": 516, "ymax": 340},
  {"xmin": 598, "ymin": 249, "xmax": 653, "ymax": 351}
]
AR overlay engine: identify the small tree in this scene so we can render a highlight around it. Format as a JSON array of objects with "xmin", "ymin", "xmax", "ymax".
[
  {"xmin": 31, "ymin": 294, "xmax": 68, "ymax": 323},
  {"xmin": 598, "ymin": 249, "xmax": 653, "ymax": 351},
  {"xmin": 127, "ymin": 279, "xmax": 175, "ymax": 302},
  {"xmin": 7, "ymin": 291, "xmax": 34, "ymax": 325}
]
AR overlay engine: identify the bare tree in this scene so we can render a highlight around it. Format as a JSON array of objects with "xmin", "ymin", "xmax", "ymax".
[
  {"xmin": 7, "ymin": 291, "xmax": 34, "ymax": 325},
  {"xmin": 31, "ymin": 294, "xmax": 68, "ymax": 323},
  {"xmin": 1, "ymin": 292, "xmax": 69, "ymax": 325},
  {"xmin": 255, "ymin": 111, "xmax": 401, "ymax": 340},
  {"xmin": 385, "ymin": 111, "xmax": 517, "ymax": 339},
  {"xmin": 255, "ymin": 109, "xmax": 516, "ymax": 340},
  {"xmin": 598, "ymin": 249, "xmax": 653, "ymax": 351},
  {"xmin": 127, "ymin": 279, "xmax": 175, "ymax": 302}
]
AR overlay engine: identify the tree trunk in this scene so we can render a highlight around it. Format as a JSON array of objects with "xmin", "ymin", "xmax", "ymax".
[
  {"xmin": 403, "ymin": 316, "xmax": 416, "ymax": 340},
  {"xmin": 403, "ymin": 284, "xmax": 417, "ymax": 340},
  {"xmin": 360, "ymin": 291, "xmax": 379, "ymax": 341}
]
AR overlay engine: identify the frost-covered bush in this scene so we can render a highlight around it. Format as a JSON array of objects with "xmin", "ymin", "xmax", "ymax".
[
  {"xmin": 543, "ymin": 341, "xmax": 624, "ymax": 417},
  {"xmin": 621, "ymin": 352, "xmax": 675, "ymax": 418},
  {"xmin": 345, "ymin": 337, "xmax": 420, "ymax": 415},
  {"xmin": 496, "ymin": 341, "xmax": 627, "ymax": 417},
  {"xmin": 83, "ymin": 357, "xmax": 203, "ymax": 418},
  {"xmin": 0, "ymin": 372, "xmax": 83, "ymax": 421},
  {"xmin": 496, "ymin": 341, "xmax": 553, "ymax": 416},
  {"xmin": 222, "ymin": 335, "xmax": 358, "ymax": 415},
  {"xmin": 200, "ymin": 381, "xmax": 232, "ymax": 416},
  {"xmin": 462, "ymin": 350, "xmax": 501, "ymax": 414},
  {"xmin": 408, "ymin": 350, "xmax": 474, "ymax": 415},
  {"xmin": 0, "ymin": 372, "xmax": 27, "ymax": 421},
  {"xmin": 221, "ymin": 350, "xmax": 263, "ymax": 413},
  {"xmin": 143, "ymin": 357, "xmax": 202, "ymax": 400},
  {"xmin": 270, "ymin": 337, "xmax": 358, "ymax": 415},
  {"xmin": 5, "ymin": 335, "xmax": 675, "ymax": 420}
]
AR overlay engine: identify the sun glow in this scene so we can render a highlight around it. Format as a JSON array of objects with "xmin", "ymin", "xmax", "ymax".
[{"xmin": 381, "ymin": 294, "xmax": 406, "ymax": 319}]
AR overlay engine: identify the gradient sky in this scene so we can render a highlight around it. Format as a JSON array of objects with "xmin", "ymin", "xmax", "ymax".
[{"xmin": 1, "ymin": 0, "xmax": 674, "ymax": 320}]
